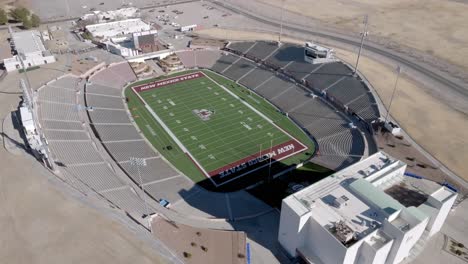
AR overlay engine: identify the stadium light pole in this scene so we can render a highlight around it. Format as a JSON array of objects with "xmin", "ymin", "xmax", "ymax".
[
  {"xmin": 129, "ymin": 157, "xmax": 152, "ymax": 232},
  {"xmin": 267, "ymin": 139, "xmax": 273, "ymax": 183},
  {"xmin": 353, "ymin": 15, "xmax": 369, "ymax": 76},
  {"xmin": 384, "ymin": 66, "xmax": 402, "ymax": 124},
  {"xmin": 278, "ymin": 0, "xmax": 285, "ymax": 44}
]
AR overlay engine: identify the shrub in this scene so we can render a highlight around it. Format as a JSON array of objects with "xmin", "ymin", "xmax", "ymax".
[{"xmin": 183, "ymin": 252, "xmax": 191, "ymax": 258}]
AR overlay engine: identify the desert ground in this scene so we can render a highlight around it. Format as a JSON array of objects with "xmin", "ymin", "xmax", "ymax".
[
  {"xmin": 0, "ymin": 59, "xmax": 169, "ymax": 264},
  {"xmin": 196, "ymin": 28, "xmax": 468, "ymax": 181},
  {"xmin": 255, "ymin": 0, "xmax": 468, "ymax": 78}
]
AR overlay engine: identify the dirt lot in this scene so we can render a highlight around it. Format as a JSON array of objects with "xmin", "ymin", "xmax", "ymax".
[
  {"xmin": 196, "ymin": 28, "xmax": 468, "ymax": 181},
  {"xmin": 256, "ymin": 0, "xmax": 468, "ymax": 75}
]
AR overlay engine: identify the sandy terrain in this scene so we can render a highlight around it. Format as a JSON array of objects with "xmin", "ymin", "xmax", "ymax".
[
  {"xmin": 255, "ymin": 0, "xmax": 468, "ymax": 75},
  {"xmin": 0, "ymin": 65, "xmax": 169, "ymax": 264},
  {"xmin": 196, "ymin": 28, "xmax": 468, "ymax": 181}
]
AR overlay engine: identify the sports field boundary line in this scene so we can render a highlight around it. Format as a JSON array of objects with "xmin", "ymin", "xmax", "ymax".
[
  {"xmin": 131, "ymin": 79, "xmax": 219, "ymax": 187},
  {"xmin": 130, "ymin": 70, "xmax": 314, "ymax": 187},
  {"xmin": 204, "ymin": 70, "xmax": 309, "ymax": 152}
]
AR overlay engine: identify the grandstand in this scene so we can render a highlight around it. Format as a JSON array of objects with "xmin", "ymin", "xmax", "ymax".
[
  {"xmin": 175, "ymin": 44, "xmax": 376, "ymax": 171},
  {"xmin": 33, "ymin": 40, "xmax": 382, "ymax": 229},
  {"xmin": 36, "ymin": 72, "xmax": 157, "ymax": 220}
]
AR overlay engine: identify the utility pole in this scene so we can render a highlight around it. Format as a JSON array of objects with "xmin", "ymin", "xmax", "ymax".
[
  {"xmin": 278, "ymin": 0, "xmax": 285, "ymax": 44},
  {"xmin": 353, "ymin": 15, "xmax": 369, "ymax": 76},
  {"xmin": 130, "ymin": 157, "xmax": 151, "ymax": 232},
  {"xmin": 384, "ymin": 66, "xmax": 402, "ymax": 124}
]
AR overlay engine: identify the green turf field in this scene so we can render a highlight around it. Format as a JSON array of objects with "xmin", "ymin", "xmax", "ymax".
[{"xmin": 126, "ymin": 70, "xmax": 317, "ymax": 187}]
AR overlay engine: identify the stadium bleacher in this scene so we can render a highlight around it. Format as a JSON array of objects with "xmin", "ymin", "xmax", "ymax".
[
  {"xmin": 88, "ymin": 108, "xmax": 132, "ymax": 124},
  {"xmin": 265, "ymin": 44, "xmax": 304, "ymax": 69},
  {"xmin": 227, "ymin": 41, "xmax": 256, "ymax": 54},
  {"xmin": 221, "ymin": 58, "xmax": 257, "ymax": 80},
  {"xmin": 238, "ymin": 66, "xmax": 275, "ymax": 88},
  {"xmin": 210, "ymin": 53, "xmax": 240, "ymax": 73},
  {"xmin": 245, "ymin": 41, "xmax": 279, "ymax": 61}
]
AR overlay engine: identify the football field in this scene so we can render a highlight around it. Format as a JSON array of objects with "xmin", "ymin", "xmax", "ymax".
[{"xmin": 132, "ymin": 71, "xmax": 308, "ymax": 186}]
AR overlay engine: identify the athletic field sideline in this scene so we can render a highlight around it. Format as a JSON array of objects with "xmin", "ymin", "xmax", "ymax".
[{"xmin": 131, "ymin": 71, "xmax": 308, "ymax": 186}]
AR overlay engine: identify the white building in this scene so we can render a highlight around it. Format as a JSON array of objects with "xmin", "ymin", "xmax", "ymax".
[
  {"xmin": 279, "ymin": 152, "xmax": 457, "ymax": 264},
  {"xmin": 304, "ymin": 42, "xmax": 337, "ymax": 64},
  {"xmin": 3, "ymin": 30, "xmax": 56, "ymax": 72},
  {"xmin": 85, "ymin": 19, "xmax": 151, "ymax": 39},
  {"xmin": 80, "ymin": 7, "xmax": 140, "ymax": 23},
  {"xmin": 103, "ymin": 41, "xmax": 140, "ymax": 57}
]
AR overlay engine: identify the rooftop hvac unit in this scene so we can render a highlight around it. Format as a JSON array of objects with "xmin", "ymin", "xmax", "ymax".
[{"xmin": 335, "ymin": 221, "xmax": 355, "ymax": 244}]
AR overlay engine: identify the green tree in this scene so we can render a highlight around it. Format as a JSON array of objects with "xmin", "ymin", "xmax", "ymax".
[
  {"xmin": 9, "ymin": 6, "xmax": 30, "ymax": 23},
  {"xmin": 0, "ymin": 8, "xmax": 8, "ymax": 25},
  {"xmin": 22, "ymin": 17, "xmax": 32, "ymax": 29},
  {"xmin": 30, "ymin": 14, "xmax": 40, "ymax": 27}
]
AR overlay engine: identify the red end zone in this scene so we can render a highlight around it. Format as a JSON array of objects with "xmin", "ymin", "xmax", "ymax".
[
  {"xmin": 209, "ymin": 139, "xmax": 308, "ymax": 180},
  {"xmin": 133, "ymin": 72, "xmax": 205, "ymax": 93}
]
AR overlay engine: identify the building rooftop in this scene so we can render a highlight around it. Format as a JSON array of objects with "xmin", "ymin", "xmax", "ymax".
[
  {"xmin": 286, "ymin": 152, "xmax": 438, "ymax": 247},
  {"xmin": 86, "ymin": 19, "xmax": 150, "ymax": 38},
  {"xmin": 12, "ymin": 30, "xmax": 46, "ymax": 54}
]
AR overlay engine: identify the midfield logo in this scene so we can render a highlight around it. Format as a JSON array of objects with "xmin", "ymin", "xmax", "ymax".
[{"xmin": 193, "ymin": 109, "xmax": 215, "ymax": 121}]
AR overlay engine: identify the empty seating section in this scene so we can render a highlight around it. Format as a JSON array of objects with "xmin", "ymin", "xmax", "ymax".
[
  {"xmin": 86, "ymin": 94, "xmax": 124, "ymax": 109},
  {"xmin": 35, "ymin": 72, "xmax": 159, "ymax": 218},
  {"xmin": 266, "ymin": 44, "xmax": 304, "ymax": 68},
  {"xmin": 39, "ymin": 102, "xmax": 80, "ymax": 121},
  {"xmin": 228, "ymin": 41, "xmax": 256, "ymax": 54},
  {"xmin": 44, "ymin": 130, "xmax": 89, "ymax": 141},
  {"xmin": 255, "ymin": 77, "xmax": 293, "ymax": 98},
  {"xmin": 38, "ymin": 86, "xmax": 76, "ymax": 104},
  {"xmin": 176, "ymin": 51, "xmax": 196, "ymax": 68},
  {"xmin": 42, "ymin": 120, "xmax": 83, "ymax": 130},
  {"xmin": 327, "ymin": 78, "xmax": 368, "ymax": 105},
  {"xmin": 89, "ymin": 109, "xmax": 131, "ymax": 124},
  {"xmin": 49, "ymin": 141, "xmax": 102, "ymax": 164},
  {"xmin": 86, "ymin": 83, "xmax": 122, "ymax": 97},
  {"xmin": 320, "ymin": 62, "xmax": 353, "ymax": 76},
  {"xmin": 210, "ymin": 53, "xmax": 239, "ymax": 73},
  {"xmin": 66, "ymin": 163, "xmax": 125, "ymax": 192},
  {"xmin": 305, "ymin": 73, "xmax": 344, "ymax": 92},
  {"xmin": 289, "ymin": 99, "xmax": 337, "ymax": 123},
  {"xmin": 109, "ymin": 63, "xmax": 136, "ymax": 84},
  {"xmin": 222, "ymin": 58, "xmax": 257, "ymax": 80},
  {"xmin": 304, "ymin": 62, "xmax": 351, "ymax": 91},
  {"xmin": 304, "ymin": 117, "xmax": 349, "ymax": 139},
  {"xmin": 103, "ymin": 141, "xmax": 158, "ymax": 162},
  {"xmin": 194, "ymin": 50, "xmax": 222, "ymax": 68},
  {"xmin": 356, "ymin": 105, "xmax": 380, "ymax": 122},
  {"xmin": 120, "ymin": 157, "xmax": 179, "ymax": 185},
  {"xmin": 93, "ymin": 124, "xmax": 141, "ymax": 142},
  {"xmin": 90, "ymin": 68, "xmax": 127, "ymax": 88},
  {"xmin": 103, "ymin": 187, "xmax": 157, "ymax": 214},
  {"xmin": 239, "ymin": 66, "xmax": 274, "ymax": 88},
  {"xmin": 284, "ymin": 61, "xmax": 322, "ymax": 80},
  {"xmin": 271, "ymin": 87, "xmax": 310, "ymax": 112},
  {"xmin": 49, "ymin": 76, "xmax": 80, "ymax": 90},
  {"xmin": 245, "ymin": 41, "xmax": 279, "ymax": 60},
  {"xmin": 347, "ymin": 93, "xmax": 375, "ymax": 112},
  {"xmin": 144, "ymin": 176, "xmax": 195, "ymax": 203}
]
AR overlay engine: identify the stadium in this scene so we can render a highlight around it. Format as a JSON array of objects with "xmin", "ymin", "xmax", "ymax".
[
  {"xmin": 33, "ymin": 40, "xmax": 377, "ymax": 213},
  {"xmin": 2, "ymin": 1, "xmax": 467, "ymax": 263}
]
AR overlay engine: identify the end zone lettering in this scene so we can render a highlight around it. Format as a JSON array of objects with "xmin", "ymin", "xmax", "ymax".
[
  {"xmin": 218, "ymin": 143, "xmax": 298, "ymax": 178},
  {"xmin": 133, "ymin": 72, "xmax": 204, "ymax": 93}
]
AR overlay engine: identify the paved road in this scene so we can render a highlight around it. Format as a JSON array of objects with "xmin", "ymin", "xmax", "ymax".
[
  {"xmin": 209, "ymin": 0, "xmax": 468, "ymax": 190},
  {"xmin": 210, "ymin": 0, "xmax": 468, "ymax": 100}
]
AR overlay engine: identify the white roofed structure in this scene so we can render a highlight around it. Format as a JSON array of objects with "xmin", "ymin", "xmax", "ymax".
[
  {"xmin": 279, "ymin": 152, "xmax": 457, "ymax": 264},
  {"xmin": 85, "ymin": 19, "xmax": 151, "ymax": 39},
  {"xmin": 3, "ymin": 30, "xmax": 56, "ymax": 72}
]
